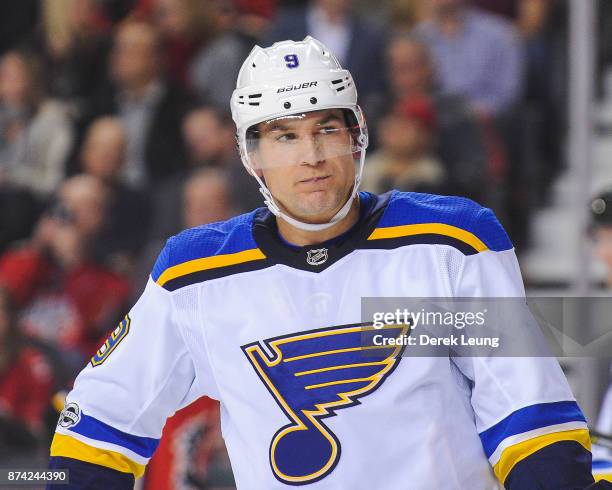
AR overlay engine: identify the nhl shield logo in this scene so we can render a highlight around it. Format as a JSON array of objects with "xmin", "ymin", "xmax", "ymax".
[{"xmin": 307, "ymin": 248, "xmax": 328, "ymax": 266}]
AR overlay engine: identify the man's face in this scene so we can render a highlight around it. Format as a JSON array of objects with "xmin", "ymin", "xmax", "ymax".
[
  {"xmin": 111, "ymin": 23, "xmax": 159, "ymax": 88},
  {"xmin": 183, "ymin": 109, "xmax": 232, "ymax": 165},
  {"xmin": 388, "ymin": 40, "xmax": 432, "ymax": 97},
  {"xmin": 0, "ymin": 53, "xmax": 30, "ymax": 105},
  {"xmin": 379, "ymin": 114, "xmax": 430, "ymax": 157},
  {"xmin": 59, "ymin": 177, "xmax": 107, "ymax": 239},
  {"xmin": 251, "ymin": 109, "xmax": 356, "ymax": 223},
  {"xmin": 82, "ymin": 119, "xmax": 126, "ymax": 180},
  {"xmin": 183, "ymin": 173, "xmax": 231, "ymax": 228}
]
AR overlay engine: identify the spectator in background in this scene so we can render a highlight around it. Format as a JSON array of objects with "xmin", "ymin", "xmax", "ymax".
[
  {"xmin": 414, "ymin": 0, "xmax": 524, "ymax": 118},
  {"xmin": 82, "ymin": 19, "xmax": 194, "ymax": 187},
  {"xmin": 80, "ymin": 117, "xmax": 151, "ymax": 275},
  {"xmin": 150, "ymin": 107, "xmax": 259, "ymax": 241},
  {"xmin": 0, "ymin": 288, "xmax": 53, "ymax": 465},
  {"xmin": 0, "ymin": 175, "xmax": 130, "ymax": 373},
  {"xmin": 475, "ymin": 0, "xmax": 562, "ymax": 204},
  {"xmin": 152, "ymin": 0, "xmax": 212, "ymax": 88},
  {"xmin": 361, "ymin": 96, "xmax": 446, "ymax": 196},
  {"xmin": 234, "ymin": 0, "xmax": 276, "ymax": 41},
  {"xmin": 471, "ymin": 0, "xmax": 551, "ymax": 38},
  {"xmin": 182, "ymin": 108, "xmax": 239, "ymax": 169},
  {"xmin": 39, "ymin": 0, "xmax": 112, "ymax": 104},
  {"xmin": 188, "ymin": 107, "xmax": 261, "ymax": 211},
  {"xmin": 189, "ymin": 0, "xmax": 253, "ymax": 112},
  {"xmin": 0, "ymin": 50, "xmax": 73, "ymax": 197},
  {"xmin": 385, "ymin": 34, "xmax": 486, "ymax": 201},
  {"xmin": 183, "ymin": 107, "xmax": 260, "ymax": 213},
  {"xmin": 266, "ymin": 0, "xmax": 386, "ymax": 107},
  {"xmin": 135, "ymin": 167, "xmax": 236, "ymax": 297},
  {"xmin": 183, "ymin": 168, "xmax": 235, "ymax": 228},
  {"xmin": 387, "ymin": 0, "xmax": 432, "ymax": 32}
]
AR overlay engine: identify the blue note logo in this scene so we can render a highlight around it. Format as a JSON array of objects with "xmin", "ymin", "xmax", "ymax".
[{"xmin": 241, "ymin": 323, "xmax": 408, "ymax": 485}]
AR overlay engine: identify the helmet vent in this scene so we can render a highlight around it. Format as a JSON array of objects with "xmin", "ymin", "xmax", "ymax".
[
  {"xmin": 246, "ymin": 93, "xmax": 262, "ymax": 106},
  {"xmin": 331, "ymin": 76, "xmax": 351, "ymax": 92}
]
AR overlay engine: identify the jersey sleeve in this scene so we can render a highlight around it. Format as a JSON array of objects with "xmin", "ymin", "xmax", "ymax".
[
  {"xmin": 452, "ymin": 207, "xmax": 595, "ymax": 489},
  {"xmin": 49, "ymin": 242, "xmax": 215, "ymax": 485}
]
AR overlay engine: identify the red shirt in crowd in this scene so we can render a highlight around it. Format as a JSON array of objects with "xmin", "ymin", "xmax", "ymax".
[
  {"xmin": 0, "ymin": 347, "xmax": 53, "ymax": 432},
  {"xmin": 0, "ymin": 246, "xmax": 131, "ymax": 357}
]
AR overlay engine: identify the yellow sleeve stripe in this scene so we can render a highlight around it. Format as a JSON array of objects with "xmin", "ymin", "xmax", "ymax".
[
  {"xmin": 595, "ymin": 474, "xmax": 612, "ymax": 482},
  {"xmin": 156, "ymin": 248, "xmax": 266, "ymax": 286},
  {"xmin": 50, "ymin": 433, "xmax": 146, "ymax": 478},
  {"xmin": 367, "ymin": 223, "xmax": 489, "ymax": 252},
  {"xmin": 493, "ymin": 428, "xmax": 591, "ymax": 484}
]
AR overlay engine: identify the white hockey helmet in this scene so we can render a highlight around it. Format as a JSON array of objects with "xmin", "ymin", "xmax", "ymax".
[{"xmin": 231, "ymin": 36, "xmax": 368, "ymax": 231}]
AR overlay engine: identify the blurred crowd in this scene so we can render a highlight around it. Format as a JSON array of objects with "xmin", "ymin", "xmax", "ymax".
[{"xmin": 0, "ymin": 0, "xmax": 593, "ymax": 488}]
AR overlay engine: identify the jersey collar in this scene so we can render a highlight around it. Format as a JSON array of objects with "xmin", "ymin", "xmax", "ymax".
[{"xmin": 252, "ymin": 191, "xmax": 391, "ymax": 272}]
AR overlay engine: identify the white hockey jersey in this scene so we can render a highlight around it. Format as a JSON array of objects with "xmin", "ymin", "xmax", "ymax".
[{"xmin": 50, "ymin": 191, "xmax": 591, "ymax": 489}]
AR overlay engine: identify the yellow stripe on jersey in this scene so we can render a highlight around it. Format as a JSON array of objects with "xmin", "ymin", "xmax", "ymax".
[
  {"xmin": 367, "ymin": 223, "xmax": 489, "ymax": 252},
  {"xmin": 595, "ymin": 474, "xmax": 612, "ymax": 482},
  {"xmin": 156, "ymin": 248, "xmax": 266, "ymax": 286},
  {"xmin": 51, "ymin": 433, "xmax": 146, "ymax": 478},
  {"xmin": 493, "ymin": 428, "xmax": 591, "ymax": 484}
]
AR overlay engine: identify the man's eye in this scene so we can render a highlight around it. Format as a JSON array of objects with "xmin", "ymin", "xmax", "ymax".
[{"xmin": 276, "ymin": 133, "xmax": 297, "ymax": 142}]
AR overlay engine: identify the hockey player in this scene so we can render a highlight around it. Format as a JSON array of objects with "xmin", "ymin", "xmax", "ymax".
[{"xmin": 48, "ymin": 37, "xmax": 605, "ymax": 489}]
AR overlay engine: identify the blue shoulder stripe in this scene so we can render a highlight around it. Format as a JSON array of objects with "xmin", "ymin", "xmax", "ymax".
[
  {"xmin": 376, "ymin": 191, "xmax": 513, "ymax": 252},
  {"xmin": 479, "ymin": 400, "xmax": 587, "ymax": 458},
  {"xmin": 67, "ymin": 413, "xmax": 159, "ymax": 459},
  {"xmin": 151, "ymin": 209, "xmax": 260, "ymax": 283}
]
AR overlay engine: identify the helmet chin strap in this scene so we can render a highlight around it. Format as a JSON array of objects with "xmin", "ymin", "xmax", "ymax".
[{"xmin": 250, "ymin": 149, "xmax": 366, "ymax": 232}]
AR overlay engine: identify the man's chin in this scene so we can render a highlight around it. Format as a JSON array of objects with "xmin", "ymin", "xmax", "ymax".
[{"xmin": 289, "ymin": 198, "xmax": 348, "ymax": 224}]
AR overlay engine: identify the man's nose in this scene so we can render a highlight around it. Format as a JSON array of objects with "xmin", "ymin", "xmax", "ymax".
[{"xmin": 298, "ymin": 136, "xmax": 323, "ymax": 166}]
